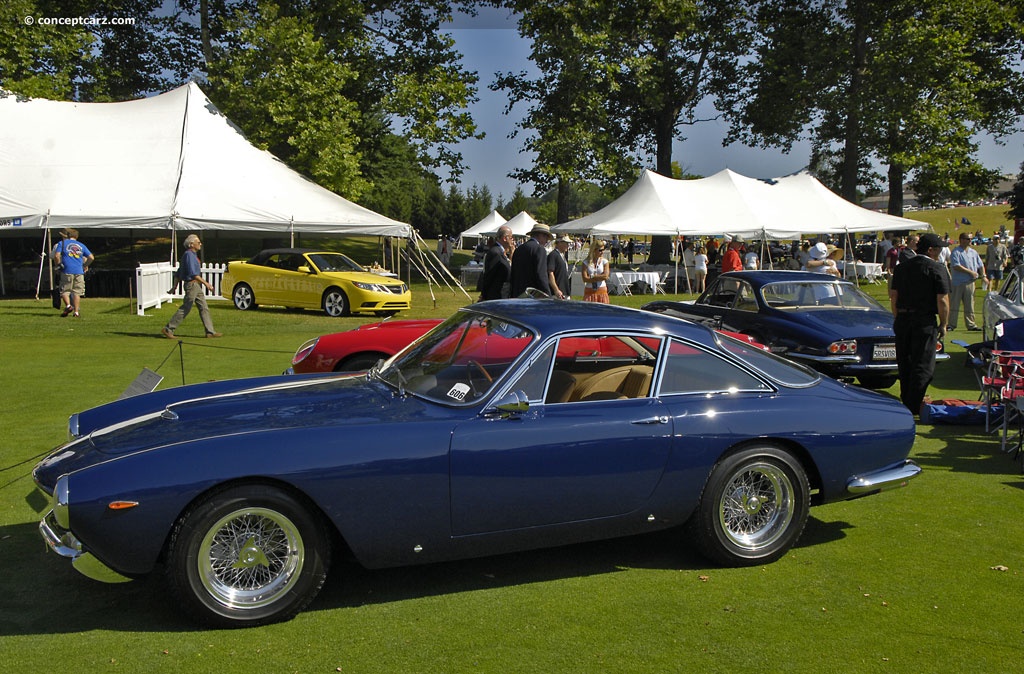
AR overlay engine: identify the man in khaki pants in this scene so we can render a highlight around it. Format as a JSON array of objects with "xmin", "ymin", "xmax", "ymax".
[{"xmin": 162, "ymin": 234, "xmax": 222, "ymax": 339}]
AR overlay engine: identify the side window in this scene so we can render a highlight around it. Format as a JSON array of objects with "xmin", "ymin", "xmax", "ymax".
[
  {"xmin": 733, "ymin": 282, "xmax": 758, "ymax": 312},
  {"xmin": 507, "ymin": 342, "xmax": 556, "ymax": 402},
  {"xmin": 1003, "ymin": 272, "xmax": 1019, "ymax": 301},
  {"xmin": 660, "ymin": 339, "xmax": 771, "ymax": 394},
  {"xmin": 706, "ymin": 277, "xmax": 743, "ymax": 308},
  {"xmin": 279, "ymin": 254, "xmax": 303, "ymax": 271},
  {"xmin": 549, "ymin": 334, "xmax": 661, "ymax": 403}
]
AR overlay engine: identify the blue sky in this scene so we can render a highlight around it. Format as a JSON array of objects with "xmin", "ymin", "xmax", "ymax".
[{"xmin": 445, "ymin": 13, "xmax": 1023, "ymax": 201}]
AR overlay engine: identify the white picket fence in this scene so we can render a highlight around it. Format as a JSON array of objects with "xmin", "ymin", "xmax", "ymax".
[{"xmin": 136, "ymin": 262, "xmax": 227, "ymax": 316}]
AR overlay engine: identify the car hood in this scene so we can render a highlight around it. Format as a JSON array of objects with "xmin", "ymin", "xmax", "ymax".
[
  {"xmin": 34, "ymin": 375, "xmax": 396, "ymax": 487},
  {"xmin": 320, "ymin": 269, "xmax": 405, "ymax": 286},
  {"xmin": 782, "ymin": 308, "xmax": 895, "ymax": 339}
]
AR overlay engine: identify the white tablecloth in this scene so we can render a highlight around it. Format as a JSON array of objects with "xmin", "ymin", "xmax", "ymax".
[
  {"xmin": 609, "ymin": 271, "xmax": 661, "ymax": 295},
  {"xmin": 838, "ymin": 261, "xmax": 884, "ymax": 282},
  {"xmin": 460, "ymin": 266, "xmax": 483, "ymax": 286}
]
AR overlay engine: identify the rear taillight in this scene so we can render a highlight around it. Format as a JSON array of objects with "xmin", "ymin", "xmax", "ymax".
[{"xmin": 827, "ymin": 340, "xmax": 857, "ymax": 354}]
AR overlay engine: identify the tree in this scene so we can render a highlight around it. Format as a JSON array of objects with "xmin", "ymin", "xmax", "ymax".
[
  {"xmin": 195, "ymin": 1, "xmax": 483, "ymax": 204},
  {"xmin": 207, "ymin": 2, "xmax": 367, "ymax": 198},
  {"xmin": 497, "ymin": 1, "xmax": 752, "ymax": 261},
  {"xmin": 1008, "ymin": 162, "xmax": 1024, "ymax": 222},
  {"xmin": 494, "ymin": 2, "xmax": 635, "ymax": 225},
  {"xmin": 0, "ymin": 0, "xmax": 93, "ymax": 98},
  {"xmin": 728, "ymin": 0, "xmax": 1024, "ymax": 213}
]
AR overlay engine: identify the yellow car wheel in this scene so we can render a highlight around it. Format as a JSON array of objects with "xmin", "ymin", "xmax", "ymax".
[{"xmin": 322, "ymin": 288, "xmax": 349, "ymax": 317}]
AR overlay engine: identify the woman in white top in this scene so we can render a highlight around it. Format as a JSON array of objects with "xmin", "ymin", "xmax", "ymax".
[
  {"xmin": 694, "ymin": 246, "xmax": 709, "ymax": 293},
  {"xmin": 803, "ymin": 242, "xmax": 840, "ymax": 277},
  {"xmin": 582, "ymin": 239, "xmax": 610, "ymax": 303}
]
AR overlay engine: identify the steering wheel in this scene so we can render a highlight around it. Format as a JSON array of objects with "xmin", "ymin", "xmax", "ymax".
[{"xmin": 466, "ymin": 360, "xmax": 493, "ymax": 393}]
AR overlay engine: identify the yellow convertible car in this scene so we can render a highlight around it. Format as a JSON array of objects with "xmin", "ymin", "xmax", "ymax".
[{"xmin": 221, "ymin": 248, "xmax": 411, "ymax": 317}]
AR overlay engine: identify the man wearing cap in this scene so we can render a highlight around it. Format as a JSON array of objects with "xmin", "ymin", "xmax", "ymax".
[
  {"xmin": 890, "ymin": 232, "xmax": 950, "ymax": 415},
  {"xmin": 547, "ymin": 234, "xmax": 572, "ymax": 300},
  {"xmin": 985, "ymin": 234, "xmax": 1010, "ymax": 293},
  {"xmin": 721, "ymin": 235, "xmax": 744, "ymax": 273},
  {"xmin": 948, "ymin": 232, "xmax": 987, "ymax": 331},
  {"xmin": 510, "ymin": 223, "xmax": 552, "ymax": 296}
]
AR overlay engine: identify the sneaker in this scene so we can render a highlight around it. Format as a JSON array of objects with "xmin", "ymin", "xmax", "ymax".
[
  {"xmin": 967, "ymin": 326, "xmax": 982, "ymax": 332},
  {"xmin": 72, "ymin": 311, "xmax": 79, "ymax": 318},
  {"xmin": 206, "ymin": 331, "xmax": 223, "ymax": 338},
  {"xmin": 60, "ymin": 307, "xmax": 71, "ymax": 317},
  {"xmin": 161, "ymin": 327, "xmax": 176, "ymax": 339}
]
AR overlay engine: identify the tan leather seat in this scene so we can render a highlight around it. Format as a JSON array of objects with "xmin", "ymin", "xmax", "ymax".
[
  {"xmin": 546, "ymin": 370, "xmax": 577, "ymax": 403},
  {"xmin": 571, "ymin": 365, "xmax": 652, "ymax": 401}
]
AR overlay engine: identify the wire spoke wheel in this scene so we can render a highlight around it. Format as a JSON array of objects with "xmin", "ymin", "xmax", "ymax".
[
  {"xmin": 198, "ymin": 507, "xmax": 303, "ymax": 610},
  {"xmin": 168, "ymin": 485, "xmax": 330, "ymax": 627},
  {"xmin": 718, "ymin": 462, "xmax": 794, "ymax": 552},
  {"xmin": 690, "ymin": 446, "xmax": 809, "ymax": 566}
]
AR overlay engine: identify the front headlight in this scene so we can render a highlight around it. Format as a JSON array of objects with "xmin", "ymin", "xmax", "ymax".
[
  {"xmin": 352, "ymin": 281, "xmax": 389, "ymax": 293},
  {"xmin": 292, "ymin": 337, "xmax": 319, "ymax": 365},
  {"xmin": 53, "ymin": 474, "xmax": 70, "ymax": 529},
  {"xmin": 68, "ymin": 413, "xmax": 80, "ymax": 441}
]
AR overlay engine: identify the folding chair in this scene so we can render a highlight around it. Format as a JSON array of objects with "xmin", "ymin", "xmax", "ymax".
[
  {"xmin": 982, "ymin": 350, "xmax": 1024, "ymax": 432},
  {"xmin": 999, "ymin": 366, "xmax": 1024, "ymax": 453},
  {"xmin": 654, "ymin": 271, "xmax": 669, "ymax": 294},
  {"xmin": 614, "ymin": 273, "xmax": 632, "ymax": 296}
]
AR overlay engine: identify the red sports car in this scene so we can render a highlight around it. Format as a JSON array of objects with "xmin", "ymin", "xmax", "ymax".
[
  {"xmin": 288, "ymin": 318, "xmax": 443, "ymax": 374},
  {"xmin": 288, "ymin": 314, "xmax": 767, "ymax": 374}
]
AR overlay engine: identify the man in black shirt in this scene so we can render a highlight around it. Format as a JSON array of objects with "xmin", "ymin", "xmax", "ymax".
[
  {"xmin": 890, "ymin": 232, "xmax": 950, "ymax": 415},
  {"xmin": 547, "ymin": 234, "xmax": 572, "ymax": 299}
]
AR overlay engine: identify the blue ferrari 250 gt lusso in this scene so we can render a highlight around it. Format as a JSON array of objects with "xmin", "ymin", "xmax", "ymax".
[{"xmin": 34, "ymin": 300, "xmax": 919, "ymax": 627}]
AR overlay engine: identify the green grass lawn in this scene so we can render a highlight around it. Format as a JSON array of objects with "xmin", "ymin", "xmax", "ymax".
[{"xmin": 1, "ymin": 277, "xmax": 1022, "ymax": 673}]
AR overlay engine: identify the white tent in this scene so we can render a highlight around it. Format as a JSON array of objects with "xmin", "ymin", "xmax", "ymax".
[
  {"xmin": 552, "ymin": 169, "xmax": 923, "ymax": 238},
  {"xmin": 503, "ymin": 211, "xmax": 544, "ymax": 237},
  {"xmin": 0, "ymin": 83, "xmax": 410, "ymax": 237},
  {"xmin": 459, "ymin": 209, "xmax": 507, "ymax": 240}
]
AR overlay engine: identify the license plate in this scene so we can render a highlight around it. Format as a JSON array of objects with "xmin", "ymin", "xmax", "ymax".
[{"xmin": 873, "ymin": 344, "xmax": 897, "ymax": 360}]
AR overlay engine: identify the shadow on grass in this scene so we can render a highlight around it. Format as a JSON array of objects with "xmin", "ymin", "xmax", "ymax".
[
  {"xmin": 0, "ymin": 513, "xmax": 850, "ymax": 635},
  {"xmin": 0, "ymin": 306, "xmax": 61, "ymax": 318},
  {"xmin": 914, "ymin": 422, "xmax": 1024, "ymax": 476}
]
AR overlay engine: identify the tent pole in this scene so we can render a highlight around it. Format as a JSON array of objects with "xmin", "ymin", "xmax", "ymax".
[
  {"xmin": 35, "ymin": 214, "xmax": 53, "ymax": 300},
  {"xmin": 406, "ymin": 231, "xmax": 437, "ymax": 308}
]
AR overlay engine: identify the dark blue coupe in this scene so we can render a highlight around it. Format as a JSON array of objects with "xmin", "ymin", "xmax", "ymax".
[
  {"xmin": 34, "ymin": 300, "xmax": 919, "ymax": 627},
  {"xmin": 646, "ymin": 270, "xmax": 906, "ymax": 389}
]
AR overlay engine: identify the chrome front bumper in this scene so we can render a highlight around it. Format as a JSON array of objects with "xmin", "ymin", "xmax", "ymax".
[
  {"xmin": 846, "ymin": 460, "xmax": 921, "ymax": 496},
  {"xmin": 39, "ymin": 510, "xmax": 132, "ymax": 583}
]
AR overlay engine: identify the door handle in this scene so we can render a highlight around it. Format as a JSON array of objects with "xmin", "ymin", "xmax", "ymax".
[{"xmin": 631, "ymin": 416, "xmax": 669, "ymax": 425}]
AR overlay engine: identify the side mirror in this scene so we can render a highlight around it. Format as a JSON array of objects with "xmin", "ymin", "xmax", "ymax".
[
  {"xmin": 297, "ymin": 265, "xmax": 312, "ymax": 274},
  {"xmin": 490, "ymin": 390, "xmax": 529, "ymax": 417}
]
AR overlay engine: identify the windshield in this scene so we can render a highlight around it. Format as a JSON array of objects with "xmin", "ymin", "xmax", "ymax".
[
  {"xmin": 378, "ymin": 311, "xmax": 535, "ymax": 404},
  {"xmin": 761, "ymin": 280, "xmax": 884, "ymax": 310},
  {"xmin": 307, "ymin": 253, "xmax": 365, "ymax": 273}
]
